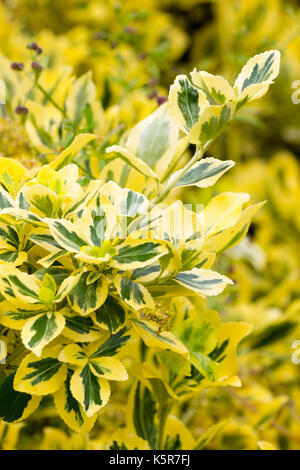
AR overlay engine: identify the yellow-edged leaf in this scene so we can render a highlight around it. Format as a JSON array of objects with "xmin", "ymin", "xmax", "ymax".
[
  {"xmin": 50, "ymin": 133, "xmax": 96, "ymax": 171},
  {"xmin": 21, "ymin": 310, "xmax": 65, "ymax": 357},
  {"xmin": 70, "ymin": 365, "xmax": 110, "ymax": 417},
  {"xmin": 174, "ymin": 267, "xmax": 233, "ymax": 296},
  {"xmin": 204, "ymin": 192, "xmax": 250, "ymax": 238},
  {"xmin": 14, "ymin": 351, "xmax": 68, "ymax": 395},
  {"xmin": 169, "ymin": 75, "xmax": 209, "ymax": 134},
  {"xmin": 189, "ymin": 104, "xmax": 233, "ymax": 145},
  {"xmin": 191, "ymin": 70, "xmax": 235, "ymax": 105},
  {"xmin": 114, "ymin": 275, "xmax": 155, "ymax": 311},
  {"xmin": 67, "ymin": 272, "xmax": 108, "ymax": 316},
  {"xmin": 132, "ymin": 319, "xmax": 189, "ymax": 357},
  {"xmin": 234, "ymin": 50, "xmax": 281, "ymax": 107},
  {"xmin": 105, "ymin": 145, "xmax": 158, "ymax": 180},
  {"xmin": 53, "ymin": 370, "xmax": 97, "ymax": 433},
  {"xmin": 111, "ymin": 239, "xmax": 168, "ymax": 270}
]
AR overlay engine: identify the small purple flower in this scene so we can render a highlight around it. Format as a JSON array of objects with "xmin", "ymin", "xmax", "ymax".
[
  {"xmin": 31, "ymin": 61, "xmax": 43, "ymax": 72},
  {"xmin": 148, "ymin": 77, "xmax": 159, "ymax": 88},
  {"xmin": 123, "ymin": 26, "xmax": 137, "ymax": 35},
  {"xmin": 93, "ymin": 31, "xmax": 108, "ymax": 40},
  {"xmin": 28, "ymin": 42, "xmax": 39, "ymax": 51},
  {"xmin": 15, "ymin": 106, "xmax": 29, "ymax": 115},
  {"xmin": 27, "ymin": 42, "xmax": 42, "ymax": 54},
  {"xmin": 11, "ymin": 62, "xmax": 24, "ymax": 71},
  {"xmin": 138, "ymin": 52, "xmax": 147, "ymax": 61},
  {"xmin": 156, "ymin": 95, "xmax": 167, "ymax": 106},
  {"xmin": 148, "ymin": 90, "xmax": 158, "ymax": 100}
]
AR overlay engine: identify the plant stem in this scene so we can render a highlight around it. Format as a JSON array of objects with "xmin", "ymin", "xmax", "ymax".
[
  {"xmin": 35, "ymin": 81, "xmax": 67, "ymax": 118},
  {"xmin": 25, "ymin": 71, "xmax": 67, "ymax": 118},
  {"xmin": 157, "ymin": 401, "xmax": 171, "ymax": 450},
  {"xmin": 71, "ymin": 160, "xmax": 94, "ymax": 179},
  {"xmin": 151, "ymin": 144, "xmax": 202, "ymax": 205}
]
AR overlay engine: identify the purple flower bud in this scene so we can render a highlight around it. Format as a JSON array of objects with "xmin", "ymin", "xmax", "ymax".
[
  {"xmin": 148, "ymin": 90, "xmax": 158, "ymax": 100},
  {"xmin": 36, "ymin": 47, "xmax": 43, "ymax": 55},
  {"xmin": 148, "ymin": 77, "xmax": 159, "ymax": 88},
  {"xmin": 11, "ymin": 62, "xmax": 24, "ymax": 71},
  {"xmin": 27, "ymin": 42, "xmax": 40, "ymax": 51},
  {"xmin": 93, "ymin": 31, "xmax": 108, "ymax": 40},
  {"xmin": 156, "ymin": 95, "xmax": 167, "ymax": 106},
  {"xmin": 15, "ymin": 106, "xmax": 29, "ymax": 115},
  {"xmin": 138, "ymin": 52, "xmax": 147, "ymax": 61},
  {"xmin": 123, "ymin": 26, "xmax": 137, "ymax": 35},
  {"xmin": 31, "ymin": 61, "xmax": 42, "ymax": 72}
]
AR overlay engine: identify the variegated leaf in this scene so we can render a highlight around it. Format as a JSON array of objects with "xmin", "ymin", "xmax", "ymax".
[
  {"xmin": 54, "ymin": 370, "xmax": 97, "ymax": 433},
  {"xmin": 114, "ymin": 275, "xmax": 155, "ymax": 311},
  {"xmin": 21, "ymin": 310, "xmax": 65, "ymax": 357},
  {"xmin": 62, "ymin": 311, "xmax": 104, "ymax": 342},
  {"xmin": 89, "ymin": 356, "xmax": 128, "ymax": 381},
  {"xmin": 63, "ymin": 179, "xmax": 103, "ymax": 219},
  {"xmin": 169, "ymin": 75, "xmax": 208, "ymax": 133},
  {"xmin": 169, "ymin": 311, "xmax": 221, "ymax": 379},
  {"xmin": 174, "ymin": 268, "xmax": 233, "ymax": 296},
  {"xmin": 173, "ymin": 157, "xmax": 235, "ymax": 189},
  {"xmin": 58, "ymin": 344, "xmax": 88, "ymax": 366},
  {"xmin": 0, "ymin": 187, "xmax": 14, "ymax": 210},
  {"xmin": 105, "ymin": 145, "xmax": 158, "ymax": 180},
  {"xmin": 190, "ymin": 352, "xmax": 219, "ymax": 381},
  {"xmin": 70, "ymin": 364, "xmax": 110, "ymax": 417},
  {"xmin": 205, "ymin": 202, "xmax": 265, "ymax": 254},
  {"xmin": 111, "ymin": 239, "xmax": 168, "ymax": 270},
  {"xmin": 177, "ymin": 312, "xmax": 221, "ymax": 357},
  {"xmin": 100, "ymin": 181, "xmax": 149, "ymax": 218},
  {"xmin": 0, "ymin": 301, "xmax": 47, "ymax": 330},
  {"xmin": 88, "ymin": 327, "xmax": 130, "ymax": 358},
  {"xmin": 38, "ymin": 250, "xmax": 68, "ymax": 269},
  {"xmin": 24, "ymin": 184, "xmax": 59, "ymax": 217},
  {"xmin": 0, "ymin": 208, "xmax": 45, "ymax": 227},
  {"xmin": 0, "ymin": 373, "xmax": 41, "ymax": 423},
  {"xmin": 92, "ymin": 296, "xmax": 126, "ymax": 333},
  {"xmin": 0, "ymin": 250, "xmax": 27, "ymax": 267},
  {"xmin": 14, "ymin": 351, "xmax": 68, "ymax": 395},
  {"xmin": 80, "ymin": 192, "xmax": 117, "ymax": 246},
  {"xmin": 67, "ymin": 272, "xmax": 108, "ymax": 316},
  {"xmin": 124, "ymin": 103, "xmax": 181, "ymax": 178},
  {"xmin": 0, "ymin": 157, "xmax": 26, "ymax": 195},
  {"xmin": 0, "ymin": 266, "xmax": 41, "ymax": 303},
  {"xmin": 132, "ymin": 319, "xmax": 189, "ymax": 357},
  {"xmin": 0, "ymin": 224, "xmax": 19, "ymax": 251},
  {"xmin": 29, "ymin": 228, "xmax": 62, "ymax": 253},
  {"xmin": 204, "ymin": 192, "xmax": 250, "ymax": 238},
  {"xmin": 190, "ymin": 104, "xmax": 233, "ymax": 145},
  {"xmin": 149, "ymin": 201, "xmax": 203, "ymax": 247},
  {"xmin": 234, "ymin": 50, "xmax": 281, "ymax": 108},
  {"xmin": 181, "ymin": 241, "xmax": 215, "ymax": 270},
  {"xmin": 49, "ymin": 133, "xmax": 96, "ymax": 171},
  {"xmin": 46, "ymin": 218, "xmax": 88, "ymax": 253},
  {"xmin": 190, "ymin": 70, "xmax": 236, "ymax": 105},
  {"xmin": 131, "ymin": 264, "xmax": 162, "ymax": 283},
  {"xmin": 55, "ymin": 274, "xmax": 81, "ymax": 303}
]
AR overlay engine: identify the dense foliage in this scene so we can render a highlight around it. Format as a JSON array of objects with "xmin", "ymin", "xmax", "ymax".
[{"xmin": 0, "ymin": 0, "xmax": 299, "ymax": 451}]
